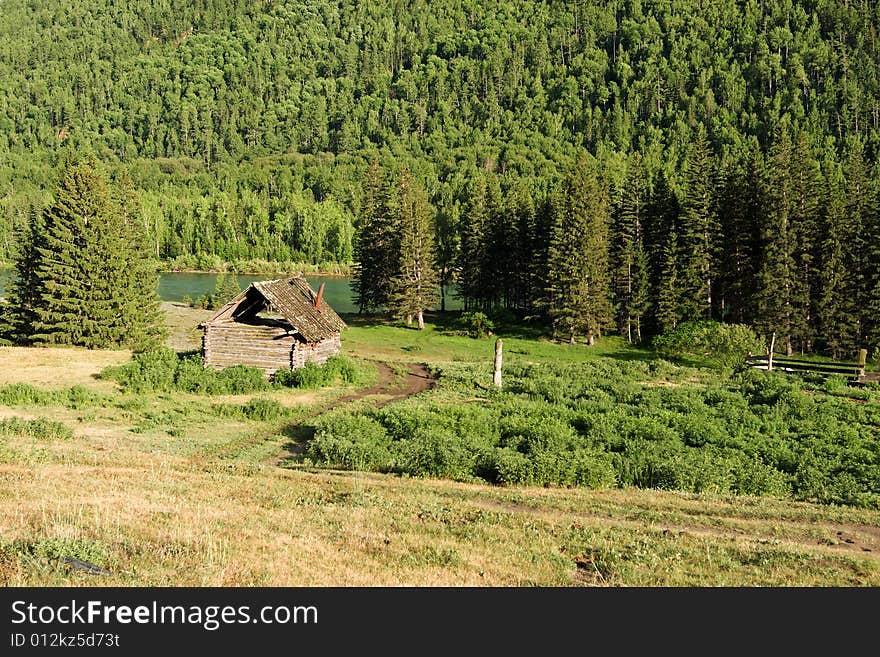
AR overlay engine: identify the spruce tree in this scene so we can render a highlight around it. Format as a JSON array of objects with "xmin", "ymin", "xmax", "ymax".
[
  {"xmin": 841, "ymin": 143, "xmax": 875, "ymax": 352},
  {"xmin": 507, "ymin": 179, "xmax": 536, "ymax": 312},
  {"xmin": 644, "ymin": 171, "xmax": 680, "ymax": 335},
  {"xmin": 108, "ymin": 170, "xmax": 166, "ymax": 350},
  {"xmin": 754, "ymin": 130, "xmax": 802, "ymax": 356},
  {"xmin": 789, "ymin": 132, "xmax": 822, "ymax": 353},
  {"xmin": 817, "ymin": 166, "xmax": 859, "ymax": 358},
  {"xmin": 457, "ymin": 175, "xmax": 491, "ymax": 311},
  {"xmin": 716, "ymin": 144, "xmax": 763, "ymax": 325},
  {"xmin": 545, "ymin": 154, "xmax": 613, "ymax": 345},
  {"xmin": 867, "ymin": 163, "xmax": 880, "ymax": 352},
  {"xmin": 352, "ymin": 159, "xmax": 394, "ymax": 313},
  {"xmin": 31, "ymin": 157, "xmax": 164, "ymax": 350},
  {"xmin": 482, "ymin": 174, "xmax": 507, "ymax": 309},
  {"xmin": 387, "ymin": 167, "xmax": 439, "ymax": 329},
  {"xmin": 677, "ymin": 125, "xmax": 719, "ymax": 322},
  {"xmin": 612, "ymin": 153, "xmax": 650, "ymax": 343},
  {"xmin": 1, "ymin": 209, "xmax": 45, "ymax": 344},
  {"xmin": 655, "ymin": 230, "xmax": 680, "ymax": 333}
]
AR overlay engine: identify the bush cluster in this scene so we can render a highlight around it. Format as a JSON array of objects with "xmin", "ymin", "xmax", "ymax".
[
  {"xmin": 99, "ymin": 348, "xmax": 269, "ymax": 395},
  {"xmin": 272, "ymin": 356, "xmax": 367, "ymax": 389},
  {"xmin": 306, "ymin": 360, "xmax": 880, "ymax": 508},
  {"xmin": 100, "ymin": 348, "xmax": 369, "ymax": 395},
  {"xmin": 652, "ymin": 321, "xmax": 766, "ymax": 367},
  {"xmin": 0, "ymin": 417, "xmax": 73, "ymax": 440},
  {"xmin": 458, "ymin": 312, "xmax": 495, "ymax": 339}
]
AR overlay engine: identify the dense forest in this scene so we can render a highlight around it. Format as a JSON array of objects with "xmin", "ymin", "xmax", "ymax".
[{"xmin": 0, "ymin": 0, "xmax": 878, "ymax": 353}]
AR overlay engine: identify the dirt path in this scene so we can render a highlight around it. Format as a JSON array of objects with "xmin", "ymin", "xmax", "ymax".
[
  {"xmin": 195, "ymin": 361, "xmax": 436, "ymax": 465},
  {"xmin": 267, "ymin": 361, "xmax": 434, "ymax": 466},
  {"xmin": 329, "ymin": 361, "xmax": 434, "ymax": 409},
  {"xmin": 472, "ymin": 498, "xmax": 880, "ymax": 559}
]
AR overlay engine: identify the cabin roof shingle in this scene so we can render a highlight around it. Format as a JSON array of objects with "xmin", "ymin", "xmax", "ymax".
[{"xmin": 205, "ymin": 276, "xmax": 346, "ymax": 343}]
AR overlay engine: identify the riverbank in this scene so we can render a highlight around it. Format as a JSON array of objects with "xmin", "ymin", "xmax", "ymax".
[{"xmin": 159, "ymin": 256, "xmax": 351, "ymax": 277}]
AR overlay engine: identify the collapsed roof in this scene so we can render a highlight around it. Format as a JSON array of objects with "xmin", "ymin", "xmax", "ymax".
[{"xmin": 204, "ymin": 277, "xmax": 347, "ymax": 343}]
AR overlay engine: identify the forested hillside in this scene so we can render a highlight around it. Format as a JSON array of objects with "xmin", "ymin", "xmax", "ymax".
[{"xmin": 1, "ymin": 0, "xmax": 878, "ymax": 353}]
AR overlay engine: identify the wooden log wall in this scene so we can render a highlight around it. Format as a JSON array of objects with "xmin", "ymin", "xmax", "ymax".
[
  {"xmin": 291, "ymin": 334, "xmax": 342, "ymax": 369},
  {"xmin": 203, "ymin": 321, "xmax": 342, "ymax": 377},
  {"xmin": 203, "ymin": 322, "xmax": 297, "ymax": 375}
]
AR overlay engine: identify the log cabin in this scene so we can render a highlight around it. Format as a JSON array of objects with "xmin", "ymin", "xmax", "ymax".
[{"xmin": 201, "ymin": 276, "xmax": 346, "ymax": 378}]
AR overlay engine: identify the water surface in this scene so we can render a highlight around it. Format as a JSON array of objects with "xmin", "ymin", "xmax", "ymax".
[{"xmin": 0, "ymin": 270, "xmax": 461, "ymax": 313}]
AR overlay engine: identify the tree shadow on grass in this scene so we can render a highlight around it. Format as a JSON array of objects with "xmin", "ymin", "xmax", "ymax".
[{"xmin": 277, "ymin": 422, "xmax": 317, "ymax": 465}]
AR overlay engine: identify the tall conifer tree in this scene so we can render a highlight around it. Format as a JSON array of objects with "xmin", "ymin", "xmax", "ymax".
[
  {"xmin": 30, "ymin": 157, "xmax": 163, "ymax": 349},
  {"xmin": 457, "ymin": 175, "xmax": 491, "ymax": 311},
  {"xmin": 387, "ymin": 167, "xmax": 439, "ymax": 329},
  {"xmin": 789, "ymin": 132, "xmax": 822, "ymax": 352},
  {"xmin": 754, "ymin": 130, "xmax": 801, "ymax": 355},
  {"xmin": 817, "ymin": 165, "xmax": 859, "ymax": 358},
  {"xmin": 352, "ymin": 159, "xmax": 394, "ymax": 313},
  {"xmin": 644, "ymin": 172, "xmax": 680, "ymax": 333},
  {"xmin": 545, "ymin": 154, "xmax": 613, "ymax": 345},
  {"xmin": 677, "ymin": 125, "xmax": 719, "ymax": 322},
  {"xmin": 612, "ymin": 153, "xmax": 650, "ymax": 343},
  {"xmin": 867, "ymin": 162, "xmax": 880, "ymax": 352},
  {"xmin": 716, "ymin": 144, "xmax": 763, "ymax": 325},
  {"xmin": 0, "ymin": 209, "xmax": 46, "ymax": 344}
]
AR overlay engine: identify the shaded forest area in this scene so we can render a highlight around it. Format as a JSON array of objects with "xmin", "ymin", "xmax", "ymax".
[{"xmin": 0, "ymin": 0, "xmax": 878, "ymax": 353}]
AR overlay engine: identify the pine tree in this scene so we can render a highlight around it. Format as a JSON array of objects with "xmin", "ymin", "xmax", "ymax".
[
  {"xmin": 109, "ymin": 170, "xmax": 166, "ymax": 350},
  {"xmin": 30, "ymin": 157, "xmax": 164, "ymax": 350},
  {"xmin": 716, "ymin": 144, "xmax": 763, "ymax": 325},
  {"xmin": 755, "ymin": 129, "xmax": 817, "ymax": 356},
  {"xmin": 655, "ymin": 230, "xmax": 680, "ymax": 333},
  {"xmin": 644, "ymin": 171, "xmax": 680, "ymax": 335},
  {"xmin": 789, "ymin": 132, "xmax": 822, "ymax": 353},
  {"xmin": 352, "ymin": 159, "xmax": 394, "ymax": 313},
  {"xmin": 867, "ymin": 162, "xmax": 880, "ymax": 352},
  {"xmin": 0, "ymin": 209, "xmax": 45, "ymax": 344},
  {"xmin": 841, "ymin": 143, "xmax": 875, "ymax": 352},
  {"xmin": 814, "ymin": 144, "xmax": 874, "ymax": 359},
  {"xmin": 386, "ymin": 167, "xmax": 439, "ymax": 329},
  {"xmin": 457, "ymin": 175, "xmax": 491, "ymax": 311},
  {"xmin": 612, "ymin": 153, "xmax": 651, "ymax": 343},
  {"xmin": 545, "ymin": 154, "xmax": 613, "ymax": 345},
  {"xmin": 507, "ymin": 179, "xmax": 536, "ymax": 312},
  {"xmin": 817, "ymin": 166, "xmax": 859, "ymax": 358},
  {"xmin": 677, "ymin": 125, "xmax": 719, "ymax": 322},
  {"xmin": 482, "ymin": 174, "xmax": 507, "ymax": 309}
]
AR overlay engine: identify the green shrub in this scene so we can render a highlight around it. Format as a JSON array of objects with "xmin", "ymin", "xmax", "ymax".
[
  {"xmin": 99, "ymin": 347, "xmax": 179, "ymax": 393},
  {"xmin": 0, "ymin": 417, "xmax": 73, "ymax": 440},
  {"xmin": 299, "ymin": 359, "xmax": 879, "ymax": 508},
  {"xmin": 218, "ymin": 365, "xmax": 269, "ymax": 394},
  {"xmin": 653, "ymin": 321, "xmax": 765, "ymax": 367},
  {"xmin": 172, "ymin": 355, "xmax": 218, "ymax": 394},
  {"xmin": 240, "ymin": 397, "xmax": 286, "ymax": 421},
  {"xmin": 100, "ymin": 348, "xmax": 269, "ymax": 395},
  {"xmin": 274, "ymin": 355, "xmax": 368, "ymax": 389},
  {"xmin": 0, "ymin": 383, "xmax": 48, "ymax": 406},
  {"xmin": 307, "ymin": 414, "xmax": 392, "ymax": 470},
  {"xmin": 460, "ymin": 312, "xmax": 495, "ymax": 338},
  {"xmin": 283, "ymin": 361, "xmax": 326, "ymax": 389}
]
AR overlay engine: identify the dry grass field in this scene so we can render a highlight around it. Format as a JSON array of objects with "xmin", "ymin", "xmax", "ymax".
[
  {"xmin": 0, "ymin": 345, "xmax": 130, "ymax": 390},
  {"xmin": 0, "ymin": 307, "xmax": 878, "ymax": 586}
]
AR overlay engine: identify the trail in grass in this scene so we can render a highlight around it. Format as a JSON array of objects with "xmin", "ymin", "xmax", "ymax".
[
  {"xmin": 269, "ymin": 361, "xmax": 435, "ymax": 466},
  {"xmin": 194, "ymin": 361, "xmax": 435, "ymax": 465}
]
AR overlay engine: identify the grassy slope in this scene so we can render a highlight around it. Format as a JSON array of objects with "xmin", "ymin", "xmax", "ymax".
[{"xmin": 0, "ymin": 308, "xmax": 878, "ymax": 586}]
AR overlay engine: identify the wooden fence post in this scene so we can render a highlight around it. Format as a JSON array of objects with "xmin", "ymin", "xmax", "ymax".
[
  {"xmin": 858, "ymin": 349, "xmax": 867, "ymax": 377},
  {"xmin": 493, "ymin": 338, "xmax": 503, "ymax": 387},
  {"xmin": 768, "ymin": 332, "xmax": 776, "ymax": 371}
]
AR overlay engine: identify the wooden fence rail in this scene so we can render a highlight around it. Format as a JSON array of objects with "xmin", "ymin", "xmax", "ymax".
[{"xmin": 745, "ymin": 348, "xmax": 867, "ymax": 381}]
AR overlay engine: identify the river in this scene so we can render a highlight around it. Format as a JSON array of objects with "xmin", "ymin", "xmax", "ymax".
[{"xmin": 0, "ymin": 271, "xmax": 461, "ymax": 313}]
